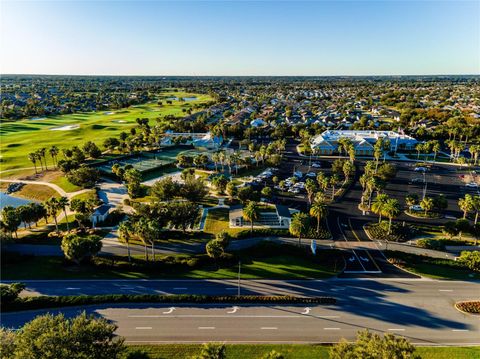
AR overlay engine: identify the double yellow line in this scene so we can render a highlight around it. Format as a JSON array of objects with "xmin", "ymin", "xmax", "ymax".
[{"xmin": 348, "ymin": 218, "xmax": 382, "ymax": 272}]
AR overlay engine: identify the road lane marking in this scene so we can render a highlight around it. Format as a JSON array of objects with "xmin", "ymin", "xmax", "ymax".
[
  {"xmin": 451, "ymin": 329, "xmax": 469, "ymax": 332},
  {"xmin": 439, "ymin": 289, "xmax": 453, "ymax": 292},
  {"xmin": 324, "ymin": 327, "xmax": 340, "ymax": 330},
  {"xmin": 66, "ymin": 287, "xmax": 80, "ymax": 290},
  {"xmin": 162, "ymin": 307, "xmax": 175, "ymax": 314},
  {"xmin": 135, "ymin": 327, "xmax": 152, "ymax": 330},
  {"xmin": 198, "ymin": 327, "xmax": 215, "ymax": 330},
  {"xmin": 301, "ymin": 308, "xmax": 311, "ymax": 315},
  {"xmin": 388, "ymin": 328, "xmax": 405, "ymax": 331},
  {"xmin": 261, "ymin": 327, "xmax": 278, "ymax": 330},
  {"xmin": 227, "ymin": 306, "xmax": 239, "ymax": 314},
  {"xmin": 128, "ymin": 315, "xmax": 340, "ymax": 318},
  {"xmin": 349, "ymin": 218, "xmax": 382, "ymax": 272}
]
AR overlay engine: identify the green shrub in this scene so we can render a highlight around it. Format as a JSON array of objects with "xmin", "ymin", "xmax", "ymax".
[
  {"xmin": 2, "ymin": 294, "xmax": 336, "ymax": 312},
  {"xmin": 0, "ymin": 282, "xmax": 25, "ymax": 305},
  {"xmin": 458, "ymin": 251, "xmax": 480, "ymax": 272}
]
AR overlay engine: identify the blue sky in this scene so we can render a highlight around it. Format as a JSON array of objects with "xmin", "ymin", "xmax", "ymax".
[{"xmin": 1, "ymin": 0, "xmax": 478, "ymax": 75}]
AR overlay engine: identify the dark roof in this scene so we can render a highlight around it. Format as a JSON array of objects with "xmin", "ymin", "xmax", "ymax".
[
  {"xmin": 275, "ymin": 204, "xmax": 292, "ymax": 218},
  {"xmin": 94, "ymin": 205, "xmax": 111, "ymax": 216}
]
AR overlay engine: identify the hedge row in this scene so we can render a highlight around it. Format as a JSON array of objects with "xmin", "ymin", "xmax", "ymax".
[
  {"xmin": 2, "ymin": 294, "xmax": 336, "ymax": 312},
  {"xmin": 455, "ymin": 301, "xmax": 480, "ymax": 314}
]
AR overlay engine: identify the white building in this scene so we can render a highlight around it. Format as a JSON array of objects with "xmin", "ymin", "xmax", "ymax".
[
  {"xmin": 229, "ymin": 204, "xmax": 296, "ymax": 229},
  {"xmin": 311, "ymin": 130, "xmax": 417, "ymax": 156},
  {"xmin": 161, "ymin": 131, "xmax": 223, "ymax": 149},
  {"xmin": 91, "ymin": 205, "xmax": 112, "ymax": 227}
]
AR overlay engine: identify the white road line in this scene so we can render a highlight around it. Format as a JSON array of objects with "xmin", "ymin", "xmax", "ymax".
[
  {"xmin": 451, "ymin": 329, "xmax": 469, "ymax": 332},
  {"xmin": 323, "ymin": 327, "xmax": 341, "ymax": 330},
  {"xmin": 135, "ymin": 327, "xmax": 152, "ymax": 330},
  {"xmin": 128, "ymin": 315, "xmax": 340, "ymax": 318},
  {"xmin": 439, "ymin": 289, "xmax": 453, "ymax": 292},
  {"xmin": 388, "ymin": 328, "xmax": 405, "ymax": 331},
  {"xmin": 261, "ymin": 327, "xmax": 278, "ymax": 330},
  {"xmin": 198, "ymin": 327, "xmax": 215, "ymax": 330},
  {"xmin": 66, "ymin": 287, "xmax": 80, "ymax": 290}
]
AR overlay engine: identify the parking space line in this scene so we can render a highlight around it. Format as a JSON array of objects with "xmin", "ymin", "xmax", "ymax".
[
  {"xmin": 261, "ymin": 327, "xmax": 278, "ymax": 330},
  {"xmin": 135, "ymin": 327, "xmax": 152, "ymax": 330},
  {"xmin": 198, "ymin": 327, "xmax": 215, "ymax": 330}
]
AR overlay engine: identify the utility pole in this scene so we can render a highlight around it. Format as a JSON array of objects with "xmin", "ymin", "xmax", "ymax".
[{"xmin": 237, "ymin": 260, "xmax": 241, "ymax": 297}]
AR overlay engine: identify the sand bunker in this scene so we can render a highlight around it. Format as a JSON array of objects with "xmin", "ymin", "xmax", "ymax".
[
  {"xmin": 30, "ymin": 117, "xmax": 46, "ymax": 121},
  {"xmin": 112, "ymin": 120, "xmax": 127, "ymax": 123},
  {"xmin": 50, "ymin": 124, "xmax": 80, "ymax": 131}
]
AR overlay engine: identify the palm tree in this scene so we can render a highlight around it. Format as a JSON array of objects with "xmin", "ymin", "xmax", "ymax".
[
  {"xmin": 305, "ymin": 179, "xmax": 317, "ymax": 205},
  {"xmin": 136, "ymin": 217, "xmax": 150, "ymax": 261},
  {"xmin": 28, "ymin": 152, "xmax": 38, "ymax": 174},
  {"xmin": 310, "ymin": 200, "xmax": 328, "ymax": 233},
  {"xmin": 329, "ymin": 174, "xmax": 340, "ymax": 200},
  {"xmin": 420, "ymin": 197, "xmax": 434, "ymax": 216},
  {"xmin": 469, "ymin": 145, "xmax": 480, "ymax": 166},
  {"xmin": 45, "ymin": 197, "xmax": 60, "ymax": 232},
  {"xmin": 383, "ymin": 199, "xmax": 401, "ymax": 234},
  {"xmin": 431, "ymin": 141, "xmax": 441, "ymax": 163},
  {"xmin": 35, "ymin": 151, "xmax": 43, "ymax": 172},
  {"xmin": 118, "ymin": 220, "xmax": 133, "ymax": 262},
  {"xmin": 39, "ymin": 147, "xmax": 48, "ymax": 170},
  {"xmin": 289, "ymin": 212, "xmax": 309, "ymax": 245},
  {"xmin": 458, "ymin": 194, "xmax": 474, "ymax": 219},
  {"xmin": 57, "ymin": 196, "xmax": 70, "ymax": 231},
  {"xmin": 473, "ymin": 195, "xmax": 480, "ymax": 225},
  {"xmin": 243, "ymin": 201, "xmax": 260, "ymax": 232},
  {"xmin": 372, "ymin": 194, "xmax": 389, "ymax": 223},
  {"xmin": 49, "ymin": 146, "xmax": 59, "ymax": 168}
]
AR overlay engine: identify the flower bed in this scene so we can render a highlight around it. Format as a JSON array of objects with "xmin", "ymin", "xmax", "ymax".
[{"xmin": 455, "ymin": 301, "xmax": 480, "ymax": 314}]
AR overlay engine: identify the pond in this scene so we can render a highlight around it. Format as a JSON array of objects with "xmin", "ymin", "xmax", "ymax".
[{"xmin": 0, "ymin": 193, "xmax": 35, "ymax": 210}]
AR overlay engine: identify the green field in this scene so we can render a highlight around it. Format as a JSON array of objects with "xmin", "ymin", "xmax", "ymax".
[
  {"xmin": 126, "ymin": 344, "xmax": 480, "ymax": 359},
  {"xmin": 0, "ymin": 92, "xmax": 213, "ymax": 172}
]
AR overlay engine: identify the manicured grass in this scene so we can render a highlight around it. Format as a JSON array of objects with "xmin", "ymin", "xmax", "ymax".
[
  {"xmin": 187, "ymin": 254, "xmax": 340, "ymax": 279},
  {"xmin": 1, "ymin": 251, "xmax": 341, "ymax": 280},
  {"xmin": 386, "ymin": 251, "xmax": 479, "ymax": 280},
  {"xmin": 125, "ymin": 345, "xmax": 480, "ymax": 359},
  {"xmin": 70, "ymin": 189, "xmax": 98, "ymax": 202},
  {"xmin": 204, "ymin": 208, "xmax": 230, "ymax": 234},
  {"xmin": 50, "ymin": 175, "xmax": 82, "ymax": 192},
  {"xmin": 13, "ymin": 183, "xmax": 58, "ymax": 201},
  {"xmin": 0, "ymin": 92, "xmax": 213, "ymax": 172}
]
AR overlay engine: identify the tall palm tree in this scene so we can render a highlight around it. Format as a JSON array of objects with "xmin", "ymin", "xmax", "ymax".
[
  {"xmin": 372, "ymin": 194, "xmax": 390, "ymax": 223},
  {"xmin": 45, "ymin": 197, "xmax": 60, "ymax": 232},
  {"xmin": 136, "ymin": 217, "xmax": 150, "ymax": 261},
  {"xmin": 39, "ymin": 147, "xmax": 48, "ymax": 170},
  {"xmin": 305, "ymin": 179, "xmax": 317, "ymax": 205},
  {"xmin": 420, "ymin": 197, "xmax": 434, "ymax": 216},
  {"xmin": 57, "ymin": 196, "xmax": 70, "ymax": 231},
  {"xmin": 243, "ymin": 201, "xmax": 260, "ymax": 232},
  {"xmin": 431, "ymin": 141, "xmax": 441, "ymax": 163},
  {"xmin": 118, "ymin": 220, "xmax": 133, "ymax": 262},
  {"xmin": 458, "ymin": 194, "xmax": 474, "ymax": 219},
  {"xmin": 329, "ymin": 174, "xmax": 340, "ymax": 200},
  {"xmin": 49, "ymin": 146, "xmax": 59, "ymax": 168},
  {"xmin": 310, "ymin": 200, "xmax": 328, "ymax": 233},
  {"xmin": 289, "ymin": 212, "xmax": 309, "ymax": 245},
  {"xmin": 28, "ymin": 152, "xmax": 38, "ymax": 174},
  {"xmin": 35, "ymin": 151, "xmax": 44, "ymax": 172},
  {"xmin": 383, "ymin": 199, "xmax": 401, "ymax": 234}
]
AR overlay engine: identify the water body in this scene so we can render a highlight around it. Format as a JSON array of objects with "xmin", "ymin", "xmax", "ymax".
[
  {"xmin": 166, "ymin": 96, "xmax": 197, "ymax": 101},
  {"xmin": 0, "ymin": 193, "xmax": 35, "ymax": 210}
]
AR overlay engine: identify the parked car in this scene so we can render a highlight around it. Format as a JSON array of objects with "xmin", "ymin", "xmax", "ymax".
[
  {"xmin": 306, "ymin": 172, "xmax": 317, "ymax": 178},
  {"xmin": 414, "ymin": 167, "xmax": 427, "ymax": 172},
  {"xmin": 288, "ymin": 188, "xmax": 300, "ymax": 194},
  {"xmin": 409, "ymin": 178, "xmax": 424, "ymax": 184},
  {"xmin": 466, "ymin": 182, "xmax": 478, "ymax": 188},
  {"xmin": 311, "ymin": 162, "xmax": 321, "ymax": 168},
  {"xmin": 409, "ymin": 205, "xmax": 423, "ymax": 212},
  {"xmin": 293, "ymin": 171, "xmax": 303, "ymax": 178}
]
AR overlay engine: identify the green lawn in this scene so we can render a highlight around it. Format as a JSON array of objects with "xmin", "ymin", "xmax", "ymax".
[
  {"xmin": 0, "ymin": 92, "xmax": 213, "ymax": 172},
  {"xmin": 386, "ymin": 251, "xmax": 479, "ymax": 280},
  {"xmin": 126, "ymin": 345, "xmax": 480, "ymax": 359},
  {"xmin": 50, "ymin": 175, "xmax": 82, "ymax": 192},
  {"xmin": 1, "ymin": 250, "xmax": 341, "ymax": 280}
]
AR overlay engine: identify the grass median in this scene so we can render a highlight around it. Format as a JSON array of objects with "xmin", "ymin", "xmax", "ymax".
[
  {"xmin": 1, "ymin": 243, "xmax": 344, "ymax": 280},
  {"xmin": 125, "ymin": 344, "xmax": 480, "ymax": 359}
]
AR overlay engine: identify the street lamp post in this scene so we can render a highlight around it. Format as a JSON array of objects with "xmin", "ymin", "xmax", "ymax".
[{"xmin": 237, "ymin": 260, "xmax": 241, "ymax": 297}]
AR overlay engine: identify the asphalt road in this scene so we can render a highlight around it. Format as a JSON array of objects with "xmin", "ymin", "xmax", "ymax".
[{"xmin": 2, "ymin": 278, "xmax": 479, "ymax": 345}]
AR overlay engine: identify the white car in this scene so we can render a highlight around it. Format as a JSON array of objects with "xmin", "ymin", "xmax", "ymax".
[
  {"xmin": 311, "ymin": 162, "xmax": 321, "ymax": 168},
  {"xmin": 414, "ymin": 167, "xmax": 427, "ymax": 172},
  {"xmin": 293, "ymin": 171, "xmax": 303, "ymax": 178},
  {"xmin": 466, "ymin": 182, "xmax": 478, "ymax": 188},
  {"xmin": 288, "ymin": 188, "xmax": 300, "ymax": 194},
  {"xmin": 306, "ymin": 172, "xmax": 317, "ymax": 178},
  {"xmin": 409, "ymin": 205, "xmax": 423, "ymax": 212}
]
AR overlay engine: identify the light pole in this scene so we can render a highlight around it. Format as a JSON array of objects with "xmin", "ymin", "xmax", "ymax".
[
  {"xmin": 422, "ymin": 171, "xmax": 428, "ymax": 200},
  {"xmin": 237, "ymin": 260, "xmax": 241, "ymax": 297}
]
